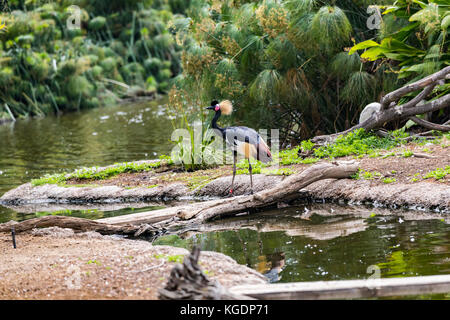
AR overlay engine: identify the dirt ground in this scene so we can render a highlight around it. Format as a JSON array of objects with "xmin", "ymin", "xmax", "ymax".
[
  {"xmin": 0, "ymin": 228, "xmax": 266, "ymax": 300},
  {"xmin": 67, "ymin": 139, "xmax": 450, "ymax": 187}
]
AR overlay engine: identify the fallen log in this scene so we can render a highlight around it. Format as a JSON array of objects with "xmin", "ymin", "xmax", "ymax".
[
  {"xmin": 312, "ymin": 66, "xmax": 450, "ymax": 145},
  {"xmin": 154, "ymin": 160, "xmax": 359, "ymax": 229},
  {"xmin": 0, "ymin": 216, "xmax": 164, "ymax": 237},
  {"xmin": 229, "ymin": 274, "xmax": 450, "ymax": 300}
]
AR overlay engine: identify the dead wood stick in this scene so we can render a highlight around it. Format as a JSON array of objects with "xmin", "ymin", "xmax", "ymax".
[
  {"xmin": 380, "ymin": 66, "xmax": 450, "ymax": 109},
  {"xmin": 0, "ymin": 215, "xmax": 163, "ymax": 237},
  {"xmin": 158, "ymin": 246, "xmax": 254, "ymax": 300},
  {"xmin": 311, "ymin": 67, "xmax": 450, "ymax": 145},
  {"xmin": 409, "ymin": 116, "xmax": 450, "ymax": 132}
]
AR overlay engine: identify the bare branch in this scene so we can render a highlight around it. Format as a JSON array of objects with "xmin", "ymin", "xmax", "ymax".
[
  {"xmin": 380, "ymin": 66, "xmax": 450, "ymax": 109},
  {"xmin": 409, "ymin": 116, "xmax": 450, "ymax": 132}
]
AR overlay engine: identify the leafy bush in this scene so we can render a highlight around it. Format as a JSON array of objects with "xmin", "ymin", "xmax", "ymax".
[{"xmin": 0, "ymin": 1, "xmax": 183, "ymax": 119}]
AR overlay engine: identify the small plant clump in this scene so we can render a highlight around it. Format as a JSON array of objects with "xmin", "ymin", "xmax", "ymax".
[
  {"xmin": 351, "ymin": 169, "xmax": 382, "ymax": 180},
  {"xmin": 423, "ymin": 166, "xmax": 450, "ymax": 181},
  {"xmin": 382, "ymin": 177, "xmax": 396, "ymax": 184}
]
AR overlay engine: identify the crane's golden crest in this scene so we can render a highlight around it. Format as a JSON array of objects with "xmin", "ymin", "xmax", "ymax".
[{"xmin": 219, "ymin": 100, "xmax": 233, "ymax": 115}]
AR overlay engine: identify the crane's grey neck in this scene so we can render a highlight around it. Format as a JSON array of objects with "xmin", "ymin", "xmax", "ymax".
[{"xmin": 211, "ymin": 110, "xmax": 224, "ymax": 134}]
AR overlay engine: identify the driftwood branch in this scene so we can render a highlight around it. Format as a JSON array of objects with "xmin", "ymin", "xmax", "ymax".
[
  {"xmin": 158, "ymin": 246, "xmax": 253, "ymax": 300},
  {"xmin": 380, "ymin": 66, "xmax": 449, "ymax": 109},
  {"xmin": 312, "ymin": 66, "xmax": 450, "ymax": 145},
  {"xmin": 0, "ymin": 216, "xmax": 164, "ymax": 237},
  {"xmin": 155, "ymin": 160, "xmax": 359, "ymax": 229}
]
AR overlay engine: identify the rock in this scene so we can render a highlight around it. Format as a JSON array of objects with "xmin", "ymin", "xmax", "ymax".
[{"xmin": 359, "ymin": 102, "xmax": 381, "ymax": 124}]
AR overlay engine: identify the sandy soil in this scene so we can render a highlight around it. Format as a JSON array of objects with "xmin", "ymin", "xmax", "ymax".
[{"xmin": 0, "ymin": 228, "xmax": 266, "ymax": 300}]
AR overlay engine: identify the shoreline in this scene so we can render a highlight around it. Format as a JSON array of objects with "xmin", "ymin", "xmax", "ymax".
[
  {"xmin": 2, "ymin": 171, "xmax": 449, "ymax": 215},
  {"xmin": 1, "ymin": 139, "xmax": 449, "ymax": 215},
  {"xmin": 0, "ymin": 230, "xmax": 266, "ymax": 299}
]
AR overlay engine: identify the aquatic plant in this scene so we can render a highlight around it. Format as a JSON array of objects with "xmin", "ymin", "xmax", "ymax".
[{"xmin": 0, "ymin": 0, "xmax": 184, "ymax": 119}]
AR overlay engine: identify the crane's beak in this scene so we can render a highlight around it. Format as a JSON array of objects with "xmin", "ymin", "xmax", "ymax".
[{"xmin": 206, "ymin": 106, "xmax": 214, "ymax": 110}]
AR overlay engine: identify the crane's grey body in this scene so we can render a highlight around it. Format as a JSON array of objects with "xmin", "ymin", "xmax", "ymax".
[
  {"xmin": 223, "ymin": 126, "xmax": 260, "ymax": 150},
  {"xmin": 207, "ymin": 100, "xmax": 272, "ymax": 195}
]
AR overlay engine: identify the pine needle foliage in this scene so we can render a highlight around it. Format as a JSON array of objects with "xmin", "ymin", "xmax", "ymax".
[{"xmin": 171, "ymin": 0, "xmax": 398, "ymax": 142}]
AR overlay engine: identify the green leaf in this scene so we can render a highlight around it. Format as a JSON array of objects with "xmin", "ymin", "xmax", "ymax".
[
  {"xmin": 361, "ymin": 46, "xmax": 386, "ymax": 61},
  {"xmin": 348, "ymin": 40, "xmax": 379, "ymax": 55},
  {"xmin": 383, "ymin": 6, "xmax": 399, "ymax": 15},
  {"xmin": 442, "ymin": 15, "xmax": 450, "ymax": 30}
]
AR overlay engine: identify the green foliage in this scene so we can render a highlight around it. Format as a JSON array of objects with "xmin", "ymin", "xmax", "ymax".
[
  {"xmin": 312, "ymin": 128, "xmax": 402, "ymax": 159},
  {"xmin": 0, "ymin": 1, "xmax": 183, "ymax": 119},
  {"xmin": 402, "ymin": 150, "xmax": 414, "ymax": 158},
  {"xmin": 350, "ymin": 0, "xmax": 449, "ymax": 99},
  {"xmin": 171, "ymin": 0, "xmax": 398, "ymax": 139},
  {"xmin": 300, "ymin": 139, "xmax": 314, "ymax": 151},
  {"xmin": 423, "ymin": 166, "xmax": 450, "ymax": 180},
  {"xmin": 310, "ymin": 6, "xmax": 352, "ymax": 54},
  {"xmin": 31, "ymin": 157, "xmax": 173, "ymax": 186},
  {"xmin": 382, "ymin": 177, "xmax": 396, "ymax": 184}
]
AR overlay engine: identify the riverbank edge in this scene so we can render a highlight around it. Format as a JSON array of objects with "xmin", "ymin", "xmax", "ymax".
[
  {"xmin": 1, "ymin": 169, "xmax": 449, "ymax": 214},
  {"xmin": 0, "ymin": 230, "xmax": 267, "ymax": 299}
]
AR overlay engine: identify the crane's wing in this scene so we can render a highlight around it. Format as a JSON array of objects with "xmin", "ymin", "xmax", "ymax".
[{"xmin": 224, "ymin": 126, "xmax": 272, "ymax": 163}]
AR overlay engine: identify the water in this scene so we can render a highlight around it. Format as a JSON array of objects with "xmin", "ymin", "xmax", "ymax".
[
  {"xmin": 0, "ymin": 100, "xmax": 449, "ymax": 299},
  {"xmin": 0, "ymin": 97, "xmax": 174, "ymax": 219},
  {"xmin": 154, "ymin": 205, "xmax": 450, "ymax": 298}
]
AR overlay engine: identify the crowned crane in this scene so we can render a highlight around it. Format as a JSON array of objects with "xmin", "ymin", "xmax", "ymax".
[{"xmin": 206, "ymin": 100, "xmax": 272, "ymax": 195}]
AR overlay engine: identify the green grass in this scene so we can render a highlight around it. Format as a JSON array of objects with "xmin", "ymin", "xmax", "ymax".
[
  {"xmin": 382, "ymin": 177, "xmax": 396, "ymax": 184},
  {"xmin": 402, "ymin": 150, "xmax": 413, "ymax": 158},
  {"xmin": 423, "ymin": 166, "xmax": 450, "ymax": 181},
  {"xmin": 312, "ymin": 129, "xmax": 404, "ymax": 159},
  {"xmin": 31, "ymin": 156, "xmax": 172, "ymax": 186},
  {"xmin": 351, "ymin": 169, "xmax": 382, "ymax": 180}
]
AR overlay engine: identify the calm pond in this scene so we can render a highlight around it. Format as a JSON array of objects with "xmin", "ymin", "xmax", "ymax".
[{"xmin": 0, "ymin": 99, "xmax": 449, "ymax": 298}]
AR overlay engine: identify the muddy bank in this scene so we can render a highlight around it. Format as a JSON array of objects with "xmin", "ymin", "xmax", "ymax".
[
  {"xmin": 0, "ymin": 228, "xmax": 266, "ymax": 299},
  {"xmin": 2, "ymin": 173, "xmax": 449, "ymax": 214},
  {"xmin": 1, "ymin": 141, "xmax": 449, "ymax": 213}
]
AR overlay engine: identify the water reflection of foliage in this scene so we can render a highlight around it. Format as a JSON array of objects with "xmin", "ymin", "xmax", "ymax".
[{"xmin": 154, "ymin": 213, "xmax": 450, "ymax": 284}]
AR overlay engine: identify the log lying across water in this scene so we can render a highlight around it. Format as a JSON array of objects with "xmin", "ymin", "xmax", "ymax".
[
  {"xmin": 0, "ymin": 161, "xmax": 359, "ymax": 236},
  {"xmin": 229, "ymin": 274, "xmax": 450, "ymax": 300}
]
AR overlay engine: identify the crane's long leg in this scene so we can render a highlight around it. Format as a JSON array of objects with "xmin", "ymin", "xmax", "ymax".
[
  {"xmin": 230, "ymin": 151, "xmax": 237, "ymax": 195},
  {"xmin": 248, "ymin": 160, "xmax": 253, "ymax": 194}
]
